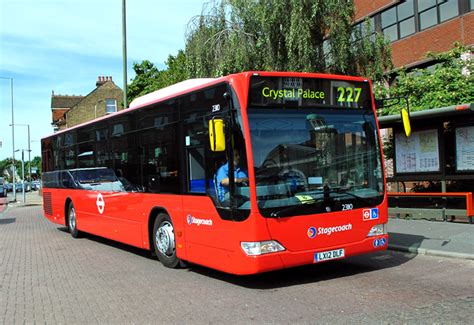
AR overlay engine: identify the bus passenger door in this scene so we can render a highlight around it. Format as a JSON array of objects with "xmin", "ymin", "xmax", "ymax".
[{"xmin": 182, "ymin": 118, "xmax": 235, "ymax": 266}]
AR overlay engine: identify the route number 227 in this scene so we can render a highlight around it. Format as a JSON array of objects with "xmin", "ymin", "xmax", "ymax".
[{"xmin": 337, "ymin": 87, "xmax": 362, "ymax": 103}]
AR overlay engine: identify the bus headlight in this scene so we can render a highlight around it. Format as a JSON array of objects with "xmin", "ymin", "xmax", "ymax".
[
  {"xmin": 367, "ymin": 224, "xmax": 386, "ymax": 237},
  {"xmin": 241, "ymin": 241, "xmax": 285, "ymax": 256}
]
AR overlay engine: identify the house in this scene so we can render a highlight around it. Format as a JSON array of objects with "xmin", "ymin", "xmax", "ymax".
[{"xmin": 51, "ymin": 76, "xmax": 124, "ymax": 131}]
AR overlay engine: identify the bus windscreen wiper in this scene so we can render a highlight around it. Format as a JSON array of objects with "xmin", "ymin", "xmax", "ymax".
[
  {"xmin": 270, "ymin": 197, "xmax": 324, "ymax": 218},
  {"xmin": 324, "ymin": 186, "xmax": 375, "ymax": 206}
]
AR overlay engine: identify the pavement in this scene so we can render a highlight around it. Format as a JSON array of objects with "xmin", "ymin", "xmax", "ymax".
[
  {"xmin": 387, "ymin": 218, "xmax": 474, "ymax": 260},
  {"xmin": 1, "ymin": 192, "xmax": 473, "ymax": 260}
]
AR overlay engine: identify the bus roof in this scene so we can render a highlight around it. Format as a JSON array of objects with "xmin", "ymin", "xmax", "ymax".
[{"xmin": 129, "ymin": 78, "xmax": 217, "ymax": 109}]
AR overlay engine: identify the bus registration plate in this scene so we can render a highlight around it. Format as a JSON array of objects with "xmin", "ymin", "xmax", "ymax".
[{"xmin": 314, "ymin": 248, "xmax": 345, "ymax": 263}]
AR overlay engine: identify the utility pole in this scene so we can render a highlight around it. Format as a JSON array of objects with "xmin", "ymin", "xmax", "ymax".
[
  {"xmin": 122, "ymin": 0, "xmax": 128, "ymax": 109},
  {"xmin": 1, "ymin": 76, "xmax": 16, "ymax": 201}
]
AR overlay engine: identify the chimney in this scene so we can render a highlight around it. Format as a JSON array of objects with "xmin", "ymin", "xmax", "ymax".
[
  {"xmin": 96, "ymin": 76, "xmax": 105, "ymax": 87},
  {"xmin": 96, "ymin": 75, "xmax": 113, "ymax": 87}
]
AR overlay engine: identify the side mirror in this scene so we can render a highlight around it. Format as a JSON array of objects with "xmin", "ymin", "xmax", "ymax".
[
  {"xmin": 401, "ymin": 107, "xmax": 411, "ymax": 137},
  {"xmin": 209, "ymin": 118, "xmax": 226, "ymax": 152}
]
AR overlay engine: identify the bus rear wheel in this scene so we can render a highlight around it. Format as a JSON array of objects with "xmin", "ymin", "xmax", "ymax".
[
  {"xmin": 153, "ymin": 213, "xmax": 180, "ymax": 268},
  {"xmin": 67, "ymin": 202, "xmax": 81, "ymax": 238}
]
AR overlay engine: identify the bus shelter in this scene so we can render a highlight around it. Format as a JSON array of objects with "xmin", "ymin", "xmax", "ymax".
[{"xmin": 378, "ymin": 103, "xmax": 474, "ymax": 223}]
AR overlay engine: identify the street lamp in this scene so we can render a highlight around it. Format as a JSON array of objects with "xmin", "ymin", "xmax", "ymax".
[
  {"xmin": 12, "ymin": 124, "xmax": 31, "ymax": 180},
  {"xmin": 0, "ymin": 76, "xmax": 16, "ymax": 201}
]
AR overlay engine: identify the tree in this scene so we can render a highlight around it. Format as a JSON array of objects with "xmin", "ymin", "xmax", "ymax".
[
  {"xmin": 0, "ymin": 156, "xmax": 42, "ymax": 182},
  {"xmin": 127, "ymin": 60, "xmax": 163, "ymax": 103},
  {"xmin": 184, "ymin": 0, "xmax": 392, "ymax": 82},
  {"xmin": 377, "ymin": 43, "xmax": 474, "ymax": 116},
  {"xmin": 127, "ymin": 51, "xmax": 190, "ymax": 103}
]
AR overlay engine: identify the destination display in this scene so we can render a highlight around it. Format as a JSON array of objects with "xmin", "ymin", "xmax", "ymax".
[{"xmin": 249, "ymin": 76, "xmax": 372, "ymax": 109}]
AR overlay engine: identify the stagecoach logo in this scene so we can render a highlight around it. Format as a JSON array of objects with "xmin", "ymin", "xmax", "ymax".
[
  {"xmin": 96, "ymin": 193, "xmax": 105, "ymax": 214},
  {"xmin": 187, "ymin": 214, "xmax": 213, "ymax": 226},
  {"xmin": 307, "ymin": 223, "xmax": 353, "ymax": 238},
  {"xmin": 307, "ymin": 226, "xmax": 317, "ymax": 238}
]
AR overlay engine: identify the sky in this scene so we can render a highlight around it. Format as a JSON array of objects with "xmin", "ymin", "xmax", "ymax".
[{"xmin": 0, "ymin": 0, "xmax": 209, "ymax": 160}]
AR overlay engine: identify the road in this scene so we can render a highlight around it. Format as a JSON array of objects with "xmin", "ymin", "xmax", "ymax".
[{"xmin": 0, "ymin": 204, "xmax": 472, "ymax": 323}]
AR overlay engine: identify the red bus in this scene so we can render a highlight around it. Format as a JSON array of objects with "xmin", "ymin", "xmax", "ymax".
[{"xmin": 41, "ymin": 71, "xmax": 388, "ymax": 275}]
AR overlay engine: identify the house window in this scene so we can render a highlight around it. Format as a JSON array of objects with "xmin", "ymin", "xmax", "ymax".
[
  {"xmin": 419, "ymin": 0, "xmax": 459, "ymax": 31},
  {"xmin": 106, "ymin": 99, "xmax": 117, "ymax": 114},
  {"xmin": 381, "ymin": 0, "xmax": 415, "ymax": 42},
  {"xmin": 380, "ymin": 0, "xmax": 461, "ymax": 42},
  {"xmin": 352, "ymin": 17, "xmax": 376, "ymax": 42}
]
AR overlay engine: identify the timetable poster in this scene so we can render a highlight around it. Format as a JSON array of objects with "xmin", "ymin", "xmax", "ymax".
[
  {"xmin": 395, "ymin": 129, "xmax": 440, "ymax": 173},
  {"xmin": 456, "ymin": 126, "xmax": 474, "ymax": 171}
]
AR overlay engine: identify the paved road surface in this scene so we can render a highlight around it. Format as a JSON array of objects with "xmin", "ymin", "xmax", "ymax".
[{"xmin": 1, "ymin": 205, "xmax": 472, "ymax": 323}]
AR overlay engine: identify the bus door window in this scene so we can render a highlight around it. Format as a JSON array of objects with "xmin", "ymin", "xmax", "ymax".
[
  {"xmin": 182, "ymin": 87, "xmax": 227, "ymax": 196},
  {"xmin": 183, "ymin": 107, "xmax": 209, "ymax": 194}
]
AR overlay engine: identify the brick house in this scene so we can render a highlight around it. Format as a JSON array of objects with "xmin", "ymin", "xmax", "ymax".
[
  {"xmin": 50, "ymin": 94, "xmax": 83, "ymax": 131},
  {"xmin": 51, "ymin": 76, "xmax": 124, "ymax": 131},
  {"xmin": 354, "ymin": 0, "xmax": 474, "ymax": 69}
]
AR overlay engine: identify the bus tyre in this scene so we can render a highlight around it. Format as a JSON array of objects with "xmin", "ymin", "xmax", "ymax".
[
  {"xmin": 153, "ymin": 213, "xmax": 180, "ymax": 268},
  {"xmin": 67, "ymin": 202, "xmax": 81, "ymax": 238}
]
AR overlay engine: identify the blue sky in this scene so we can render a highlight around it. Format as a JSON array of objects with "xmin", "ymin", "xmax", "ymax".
[{"xmin": 0, "ymin": 0, "xmax": 208, "ymax": 160}]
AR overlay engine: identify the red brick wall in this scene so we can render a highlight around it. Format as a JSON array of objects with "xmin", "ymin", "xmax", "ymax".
[
  {"xmin": 52, "ymin": 109, "xmax": 68, "ymax": 123},
  {"xmin": 354, "ymin": 0, "xmax": 397, "ymax": 21},
  {"xmin": 391, "ymin": 12, "xmax": 474, "ymax": 68}
]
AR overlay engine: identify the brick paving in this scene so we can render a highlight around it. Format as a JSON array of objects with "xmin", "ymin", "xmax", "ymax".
[
  {"xmin": 0, "ymin": 205, "xmax": 160, "ymax": 323},
  {"xmin": 1, "ymin": 205, "xmax": 473, "ymax": 324}
]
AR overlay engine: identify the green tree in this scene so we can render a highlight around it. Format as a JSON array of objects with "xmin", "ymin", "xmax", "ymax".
[
  {"xmin": 0, "ymin": 158, "xmax": 22, "ymax": 182},
  {"xmin": 377, "ymin": 43, "xmax": 474, "ymax": 116},
  {"xmin": 26, "ymin": 156, "xmax": 42, "ymax": 179},
  {"xmin": 184, "ymin": 0, "xmax": 392, "ymax": 82},
  {"xmin": 127, "ymin": 60, "xmax": 163, "ymax": 103},
  {"xmin": 0, "ymin": 158, "xmax": 11, "ymax": 180},
  {"xmin": 127, "ymin": 51, "xmax": 190, "ymax": 103}
]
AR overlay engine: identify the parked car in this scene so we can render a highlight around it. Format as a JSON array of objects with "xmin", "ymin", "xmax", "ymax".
[
  {"xmin": 0, "ymin": 177, "xmax": 7, "ymax": 197},
  {"xmin": 32, "ymin": 181, "xmax": 41, "ymax": 191},
  {"xmin": 5, "ymin": 183, "xmax": 13, "ymax": 192},
  {"xmin": 15, "ymin": 182, "xmax": 32, "ymax": 192}
]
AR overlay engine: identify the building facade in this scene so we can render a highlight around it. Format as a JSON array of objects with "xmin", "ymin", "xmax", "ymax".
[
  {"xmin": 354, "ymin": 0, "xmax": 474, "ymax": 69},
  {"xmin": 51, "ymin": 94, "xmax": 83, "ymax": 131},
  {"xmin": 51, "ymin": 76, "xmax": 124, "ymax": 131}
]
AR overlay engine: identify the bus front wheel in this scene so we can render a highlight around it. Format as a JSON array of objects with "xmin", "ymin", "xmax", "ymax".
[
  {"xmin": 153, "ymin": 213, "xmax": 180, "ymax": 268},
  {"xmin": 67, "ymin": 202, "xmax": 81, "ymax": 238}
]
